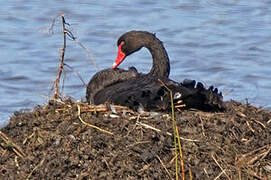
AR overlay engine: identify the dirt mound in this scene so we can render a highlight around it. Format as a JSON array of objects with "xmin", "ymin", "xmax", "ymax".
[{"xmin": 1, "ymin": 100, "xmax": 271, "ymax": 179}]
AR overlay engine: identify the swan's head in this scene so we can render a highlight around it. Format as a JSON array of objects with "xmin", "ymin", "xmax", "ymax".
[{"xmin": 112, "ymin": 31, "xmax": 155, "ymax": 69}]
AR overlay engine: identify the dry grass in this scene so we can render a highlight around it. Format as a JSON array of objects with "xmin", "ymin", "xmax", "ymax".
[{"xmin": 0, "ymin": 99, "xmax": 271, "ymax": 179}]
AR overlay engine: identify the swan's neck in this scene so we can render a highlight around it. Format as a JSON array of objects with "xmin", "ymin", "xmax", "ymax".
[{"xmin": 146, "ymin": 38, "xmax": 170, "ymax": 77}]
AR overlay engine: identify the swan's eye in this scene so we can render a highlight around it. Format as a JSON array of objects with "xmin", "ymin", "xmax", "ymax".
[
  {"xmin": 119, "ymin": 41, "xmax": 125, "ymax": 47},
  {"xmin": 119, "ymin": 41, "xmax": 126, "ymax": 52},
  {"xmin": 120, "ymin": 41, "xmax": 125, "ymax": 46}
]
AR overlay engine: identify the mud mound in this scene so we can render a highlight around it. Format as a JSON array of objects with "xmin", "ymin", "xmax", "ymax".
[{"xmin": 1, "ymin": 100, "xmax": 271, "ymax": 179}]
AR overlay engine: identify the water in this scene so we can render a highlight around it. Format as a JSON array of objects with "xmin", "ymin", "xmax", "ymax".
[{"xmin": 1, "ymin": 0, "xmax": 271, "ymax": 128}]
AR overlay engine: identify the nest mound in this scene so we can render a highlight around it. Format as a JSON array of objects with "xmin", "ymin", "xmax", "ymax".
[{"xmin": 1, "ymin": 99, "xmax": 271, "ymax": 179}]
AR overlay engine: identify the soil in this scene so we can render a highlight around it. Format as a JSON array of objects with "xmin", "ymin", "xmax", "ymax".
[{"xmin": 1, "ymin": 99, "xmax": 271, "ymax": 179}]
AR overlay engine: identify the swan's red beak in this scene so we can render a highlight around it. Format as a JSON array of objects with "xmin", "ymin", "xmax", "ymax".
[{"xmin": 113, "ymin": 42, "xmax": 126, "ymax": 69}]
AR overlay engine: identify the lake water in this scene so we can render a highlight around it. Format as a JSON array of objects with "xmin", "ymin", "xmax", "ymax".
[{"xmin": 1, "ymin": 0, "xmax": 271, "ymax": 128}]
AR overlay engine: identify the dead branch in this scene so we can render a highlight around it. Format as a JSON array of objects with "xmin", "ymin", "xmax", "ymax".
[
  {"xmin": 74, "ymin": 38, "xmax": 100, "ymax": 71},
  {"xmin": 0, "ymin": 131, "xmax": 26, "ymax": 158},
  {"xmin": 65, "ymin": 63, "xmax": 87, "ymax": 87},
  {"xmin": 52, "ymin": 14, "xmax": 67, "ymax": 100},
  {"xmin": 50, "ymin": 14, "xmax": 98, "ymax": 100},
  {"xmin": 156, "ymin": 155, "xmax": 174, "ymax": 180},
  {"xmin": 77, "ymin": 104, "xmax": 114, "ymax": 135}
]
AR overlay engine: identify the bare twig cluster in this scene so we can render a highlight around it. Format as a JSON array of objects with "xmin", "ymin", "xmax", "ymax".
[
  {"xmin": 52, "ymin": 14, "xmax": 67, "ymax": 100},
  {"xmin": 50, "ymin": 14, "xmax": 99, "ymax": 101}
]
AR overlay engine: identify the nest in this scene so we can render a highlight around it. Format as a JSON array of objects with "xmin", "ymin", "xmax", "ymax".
[{"xmin": 1, "ymin": 99, "xmax": 271, "ymax": 179}]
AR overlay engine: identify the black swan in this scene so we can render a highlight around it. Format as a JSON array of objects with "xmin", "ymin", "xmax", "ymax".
[
  {"xmin": 112, "ymin": 31, "xmax": 170, "ymax": 77},
  {"xmin": 86, "ymin": 31, "xmax": 223, "ymax": 111},
  {"xmin": 86, "ymin": 67, "xmax": 138, "ymax": 104},
  {"xmin": 86, "ymin": 31, "xmax": 169, "ymax": 104}
]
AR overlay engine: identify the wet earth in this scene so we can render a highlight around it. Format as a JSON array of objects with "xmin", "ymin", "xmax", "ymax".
[{"xmin": 1, "ymin": 99, "xmax": 271, "ymax": 179}]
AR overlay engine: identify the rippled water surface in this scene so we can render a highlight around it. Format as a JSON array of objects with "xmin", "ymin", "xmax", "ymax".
[{"xmin": 1, "ymin": 0, "xmax": 271, "ymax": 127}]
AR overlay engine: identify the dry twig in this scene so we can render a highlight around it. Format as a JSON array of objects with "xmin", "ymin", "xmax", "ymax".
[
  {"xmin": 77, "ymin": 104, "xmax": 113, "ymax": 135},
  {"xmin": 50, "ymin": 14, "xmax": 97, "ymax": 100},
  {"xmin": 211, "ymin": 153, "xmax": 230, "ymax": 180},
  {"xmin": 236, "ymin": 145, "xmax": 271, "ymax": 167},
  {"xmin": 26, "ymin": 153, "xmax": 46, "ymax": 180},
  {"xmin": 0, "ymin": 131, "xmax": 25, "ymax": 158},
  {"xmin": 65, "ymin": 63, "xmax": 87, "ymax": 87},
  {"xmin": 157, "ymin": 155, "xmax": 173, "ymax": 180},
  {"xmin": 52, "ymin": 14, "xmax": 67, "ymax": 100}
]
